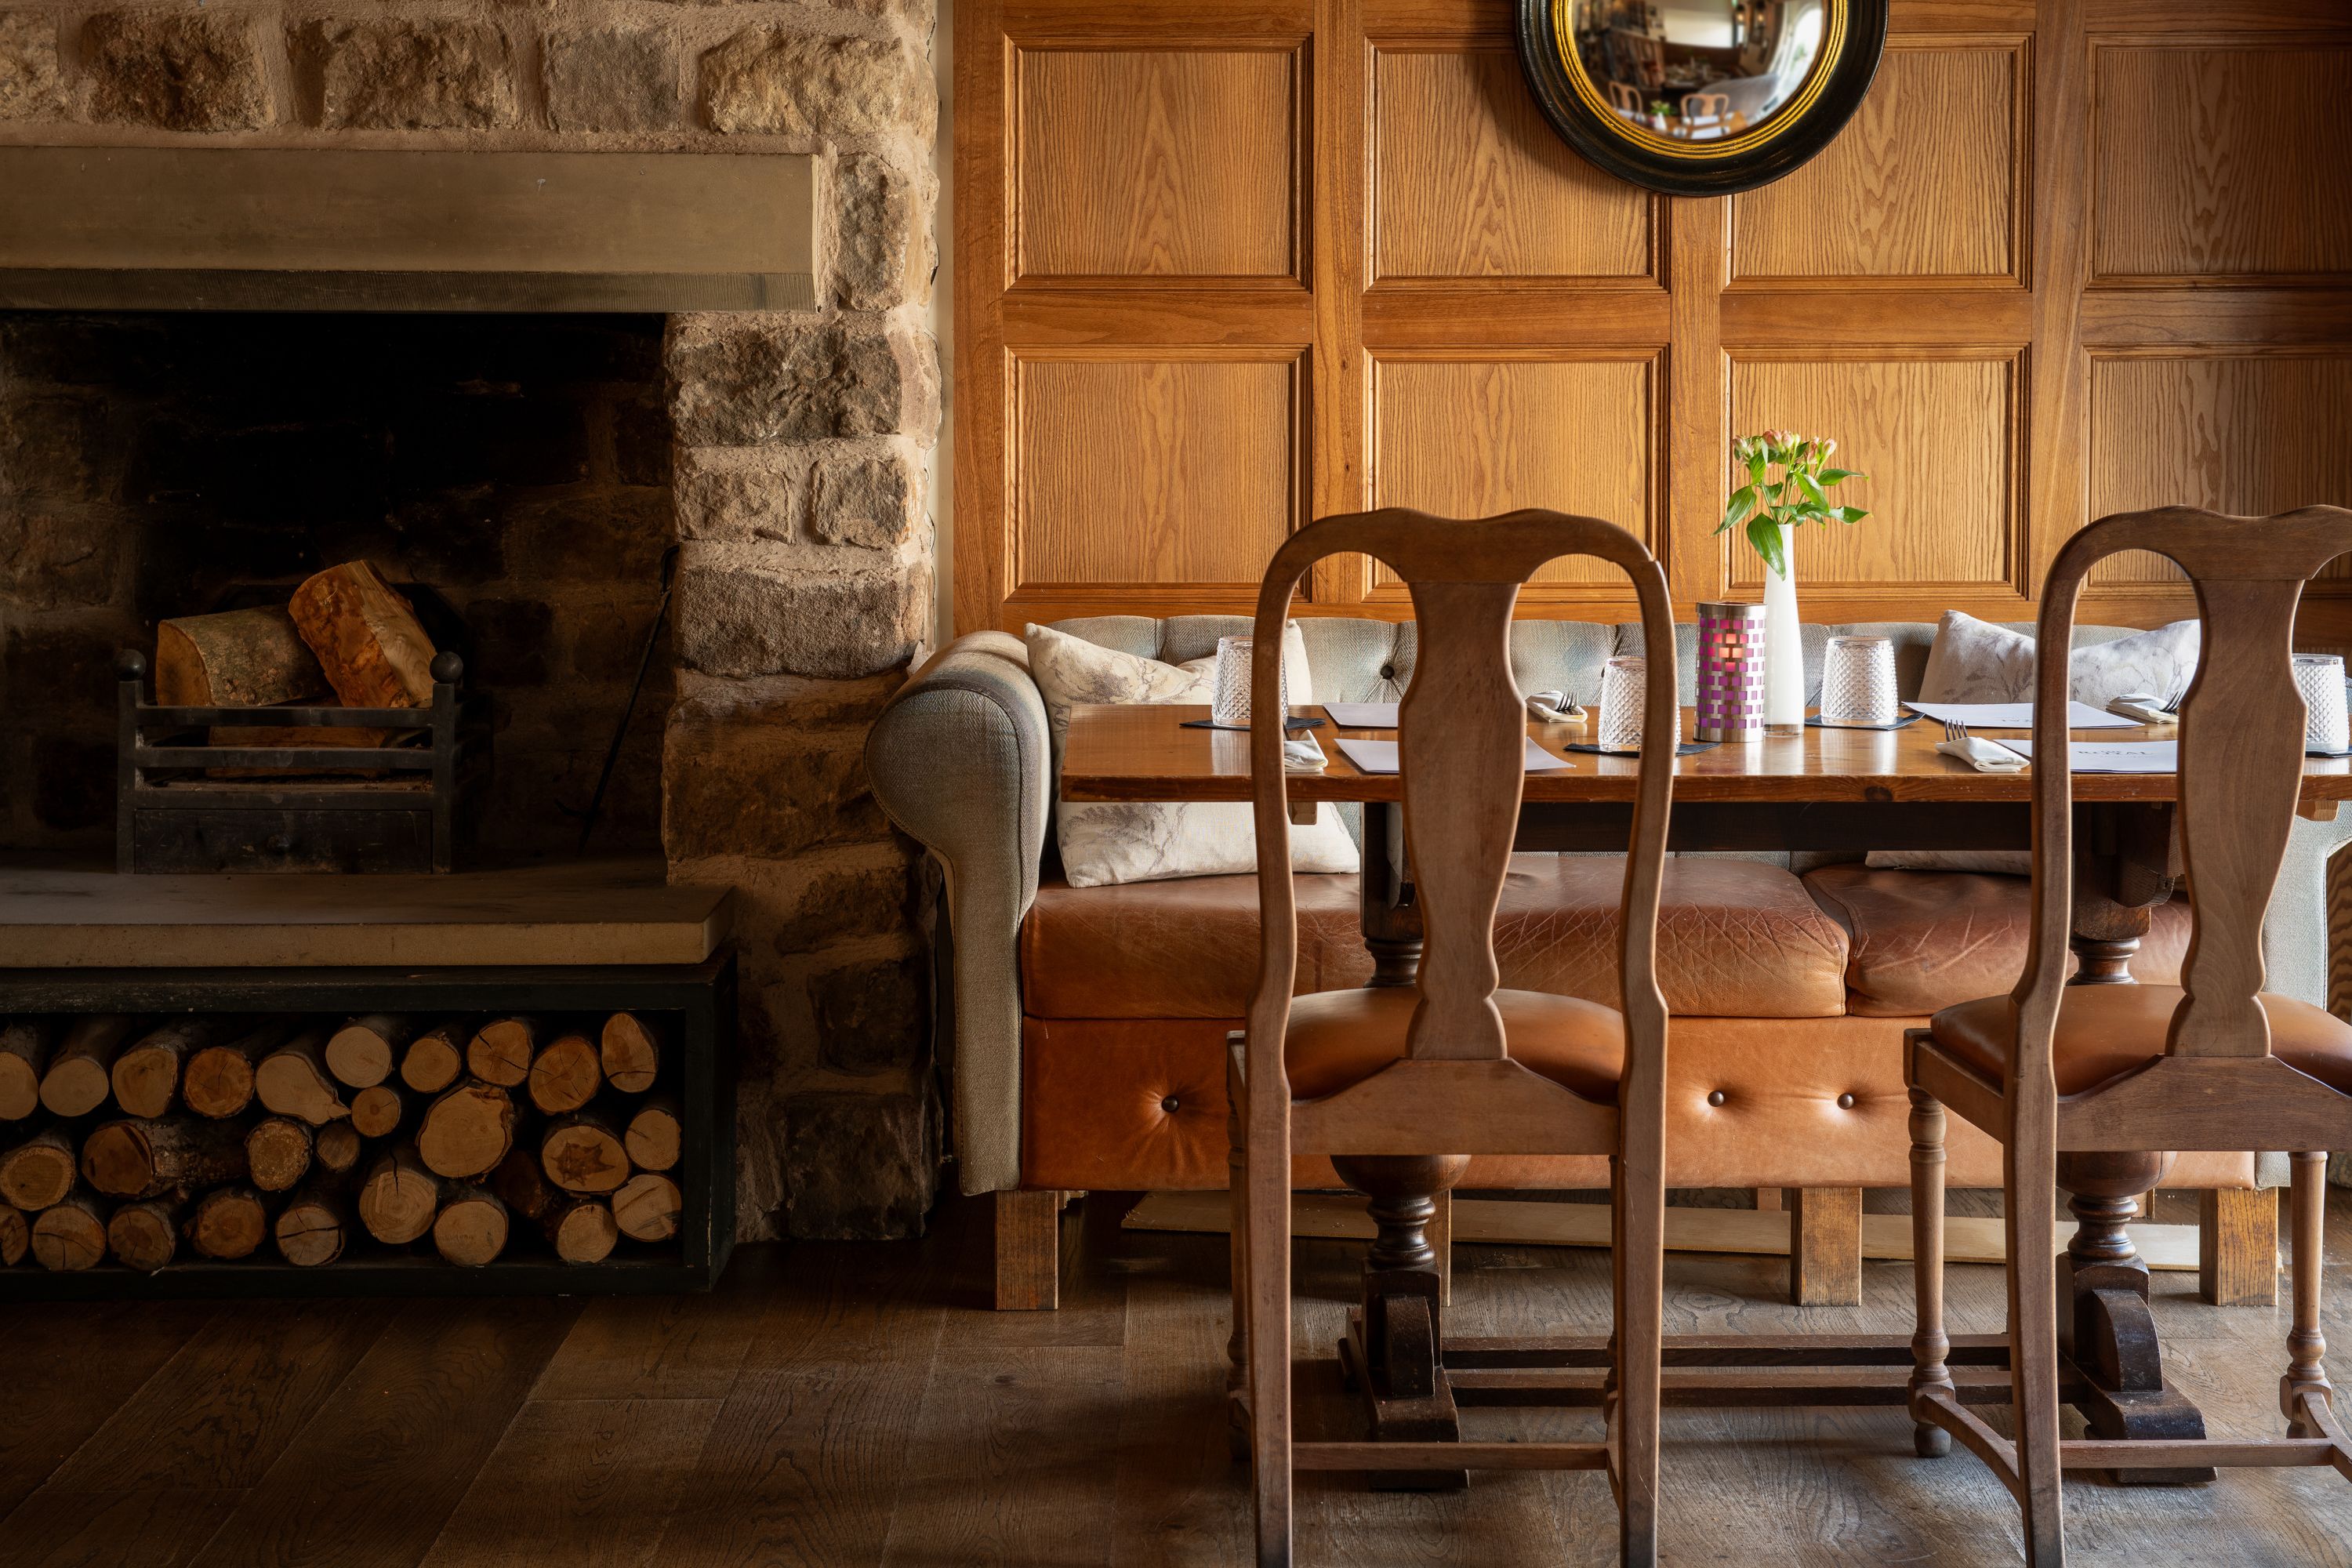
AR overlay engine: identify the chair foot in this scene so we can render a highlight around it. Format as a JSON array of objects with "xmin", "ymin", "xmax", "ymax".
[
  {"xmin": 993, "ymin": 1189, "xmax": 1060, "ymax": 1310},
  {"xmin": 1914, "ymin": 1421, "xmax": 1951, "ymax": 1458}
]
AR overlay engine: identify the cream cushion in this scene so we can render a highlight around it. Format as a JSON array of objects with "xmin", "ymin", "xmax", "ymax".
[
  {"xmin": 1023, "ymin": 622, "xmax": 1359, "ymax": 888},
  {"xmin": 1918, "ymin": 608, "xmax": 2201, "ymax": 709}
]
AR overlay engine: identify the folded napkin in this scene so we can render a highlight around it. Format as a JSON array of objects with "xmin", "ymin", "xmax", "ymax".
[
  {"xmin": 2107, "ymin": 692, "xmax": 2178, "ymax": 725},
  {"xmin": 1526, "ymin": 690, "xmax": 1586, "ymax": 723},
  {"xmin": 1936, "ymin": 735, "xmax": 2027, "ymax": 772},
  {"xmin": 1283, "ymin": 733, "xmax": 1328, "ymax": 774}
]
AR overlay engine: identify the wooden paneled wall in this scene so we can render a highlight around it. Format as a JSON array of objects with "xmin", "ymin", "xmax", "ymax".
[{"xmin": 956, "ymin": 0, "xmax": 2352, "ymax": 634}]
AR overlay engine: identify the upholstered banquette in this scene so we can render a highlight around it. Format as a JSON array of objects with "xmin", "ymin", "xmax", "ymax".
[{"xmin": 869, "ymin": 617, "xmax": 2350, "ymax": 1305}]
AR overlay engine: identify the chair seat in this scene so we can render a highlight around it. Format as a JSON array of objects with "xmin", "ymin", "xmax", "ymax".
[
  {"xmin": 1929, "ymin": 985, "xmax": 2352, "ymax": 1095},
  {"xmin": 1283, "ymin": 985, "xmax": 1625, "ymax": 1103}
]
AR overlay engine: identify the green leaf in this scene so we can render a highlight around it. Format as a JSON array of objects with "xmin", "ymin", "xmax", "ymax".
[
  {"xmin": 1716, "ymin": 485, "xmax": 1758, "ymax": 534},
  {"xmin": 1816, "ymin": 467, "xmax": 1860, "ymax": 486},
  {"xmin": 1834, "ymin": 506, "xmax": 1870, "ymax": 524},
  {"xmin": 1797, "ymin": 473, "xmax": 1828, "ymax": 510},
  {"xmin": 1747, "ymin": 515, "xmax": 1788, "ymax": 578},
  {"xmin": 1746, "ymin": 451, "xmax": 1767, "ymax": 488}
]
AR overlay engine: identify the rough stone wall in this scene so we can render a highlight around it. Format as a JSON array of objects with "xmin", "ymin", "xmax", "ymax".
[{"xmin": 0, "ymin": 0, "xmax": 945, "ymax": 1240}]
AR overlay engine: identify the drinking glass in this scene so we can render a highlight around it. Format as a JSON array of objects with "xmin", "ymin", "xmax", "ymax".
[
  {"xmin": 1598, "ymin": 655, "xmax": 1679, "ymax": 753},
  {"xmin": 2293, "ymin": 653, "xmax": 2349, "ymax": 752},
  {"xmin": 1818, "ymin": 635, "xmax": 1900, "ymax": 728},
  {"xmin": 1211, "ymin": 635, "xmax": 1286, "ymax": 728}
]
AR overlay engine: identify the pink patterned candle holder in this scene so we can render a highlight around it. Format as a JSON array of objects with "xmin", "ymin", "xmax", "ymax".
[{"xmin": 1696, "ymin": 601, "xmax": 1768, "ymax": 742}]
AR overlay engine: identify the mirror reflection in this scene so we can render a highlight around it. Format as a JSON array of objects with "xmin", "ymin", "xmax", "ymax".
[{"xmin": 1567, "ymin": 0, "xmax": 1831, "ymax": 146}]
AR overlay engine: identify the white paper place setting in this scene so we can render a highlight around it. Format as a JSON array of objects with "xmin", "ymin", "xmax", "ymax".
[
  {"xmin": 1322, "ymin": 702, "xmax": 1398, "ymax": 728},
  {"xmin": 1945, "ymin": 736, "xmax": 2180, "ymax": 774},
  {"xmin": 1334, "ymin": 737, "xmax": 1569, "ymax": 775},
  {"xmin": 1902, "ymin": 699, "xmax": 2138, "ymax": 731}
]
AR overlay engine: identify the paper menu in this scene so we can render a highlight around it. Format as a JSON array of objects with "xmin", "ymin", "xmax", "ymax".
[
  {"xmin": 1900, "ymin": 700, "xmax": 2139, "ymax": 731},
  {"xmin": 1323, "ymin": 702, "xmax": 1399, "ymax": 728},
  {"xmin": 1335, "ymin": 738, "xmax": 1569, "ymax": 775},
  {"xmin": 1995, "ymin": 738, "xmax": 2177, "ymax": 774}
]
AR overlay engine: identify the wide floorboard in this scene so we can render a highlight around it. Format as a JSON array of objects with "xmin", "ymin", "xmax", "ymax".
[{"xmin": 2, "ymin": 1188, "xmax": 2348, "ymax": 1566}]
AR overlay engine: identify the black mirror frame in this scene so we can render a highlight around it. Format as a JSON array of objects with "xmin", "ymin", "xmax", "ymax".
[{"xmin": 1512, "ymin": 0, "xmax": 1890, "ymax": 198}]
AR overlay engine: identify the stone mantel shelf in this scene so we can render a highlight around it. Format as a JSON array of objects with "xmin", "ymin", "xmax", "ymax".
[
  {"xmin": 0, "ymin": 855, "xmax": 734, "ymax": 967},
  {"xmin": 0, "ymin": 146, "xmax": 815, "ymax": 313}
]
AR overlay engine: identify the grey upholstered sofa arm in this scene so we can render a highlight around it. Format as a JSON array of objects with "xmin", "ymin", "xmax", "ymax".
[
  {"xmin": 866, "ymin": 631, "xmax": 1051, "ymax": 1195},
  {"xmin": 2264, "ymin": 815, "xmax": 2352, "ymax": 1189}
]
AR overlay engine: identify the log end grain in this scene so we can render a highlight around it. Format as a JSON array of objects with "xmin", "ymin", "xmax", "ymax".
[
  {"xmin": 0, "ymin": 1130, "xmax": 81, "ymax": 1212},
  {"xmin": 350, "ymin": 1085, "xmax": 406, "ymax": 1140},
  {"xmin": 314, "ymin": 1120, "xmax": 365, "ymax": 1176},
  {"xmin": 107, "ymin": 1198, "xmax": 181, "ymax": 1272},
  {"xmin": 400, "ymin": 1028, "xmax": 466, "ymax": 1095},
  {"xmin": 38, "ymin": 1059, "xmax": 112, "ymax": 1120},
  {"xmin": 612, "ymin": 1172, "xmax": 682, "ymax": 1243},
  {"xmin": 546, "ymin": 1198, "xmax": 618, "ymax": 1265},
  {"xmin": 191, "ymin": 1187, "xmax": 269, "ymax": 1260},
  {"xmin": 245, "ymin": 1117, "xmax": 314, "ymax": 1193},
  {"xmin": 526, "ymin": 1034, "xmax": 602, "ymax": 1116},
  {"xmin": 358, "ymin": 1148, "xmax": 442, "ymax": 1246},
  {"xmin": 418, "ymin": 1081, "xmax": 517, "ymax": 1181},
  {"xmin": 325, "ymin": 1023, "xmax": 397, "ymax": 1091},
  {"xmin": 465, "ymin": 1018, "xmax": 535, "ymax": 1090},
  {"xmin": 274, "ymin": 1196, "xmax": 350, "ymax": 1268},
  {"xmin": 541, "ymin": 1116, "xmax": 630, "ymax": 1196},
  {"xmin": 433, "ymin": 1189, "xmax": 510, "ymax": 1268},
  {"xmin": 32, "ymin": 1196, "xmax": 107, "ymax": 1272},
  {"xmin": 622, "ymin": 1099, "xmax": 682, "ymax": 1174},
  {"xmin": 0, "ymin": 1202, "xmax": 26, "ymax": 1266},
  {"xmin": 600, "ymin": 1013, "xmax": 661, "ymax": 1094}
]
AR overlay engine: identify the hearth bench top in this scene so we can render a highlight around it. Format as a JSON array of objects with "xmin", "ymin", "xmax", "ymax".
[{"xmin": 0, "ymin": 856, "xmax": 731, "ymax": 969}]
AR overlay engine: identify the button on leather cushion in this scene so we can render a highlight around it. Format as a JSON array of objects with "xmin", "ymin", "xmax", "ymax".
[
  {"xmin": 1022, "ymin": 855, "xmax": 1849, "ymax": 1020},
  {"xmin": 1804, "ymin": 865, "xmax": 2189, "ymax": 1018},
  {"xmin": 1929, "ymin": 985, "xmax": 2352, "ymax": 1095},
  {"xmin": 1283, "ymin": 985, "xmax": 1624, "ymax": 1102}
]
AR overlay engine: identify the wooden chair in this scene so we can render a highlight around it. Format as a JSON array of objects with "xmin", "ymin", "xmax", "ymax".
[
  {"xmin": 1905, "ymin": 504, "xmax": 2352, "ymax": 1565},
  {"xmin": 1229, "ymin": 508, "xmax": 1678, "ymax": 1566}
]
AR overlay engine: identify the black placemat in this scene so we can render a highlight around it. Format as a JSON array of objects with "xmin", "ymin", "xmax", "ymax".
[
  {"xmin": 1563, "ymin": 741, "xmax": 1722, "ymax": 757},
  {"xmin": 1806, "ymin": 713, "xmax": 1922, "ymax": 731},
  {"xmin": 1179, "ymin": 716, "xmax": 1325, "ymax": 731}
]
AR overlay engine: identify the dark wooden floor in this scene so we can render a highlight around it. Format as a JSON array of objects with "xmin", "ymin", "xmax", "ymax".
[{"xmin": 3, "ymin": 1187, "xmax": 2349, "ymax": 1567}]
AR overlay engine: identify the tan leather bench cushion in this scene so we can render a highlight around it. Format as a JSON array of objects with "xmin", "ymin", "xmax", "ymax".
[
  {"xmin": 1802, "ymin": 865, "xmax": 2192, "ymax": 1018},
  {"xmin": 1022, "ymin": 855, "xmax": 1850, "ymax": 1021},
  {"xmin": 1018, "ymin": 1014, "xmax": 2260, "ymax": 1192},
  {"xmin": 1931, "ymin": 985, "xmax": 2352, "ymax": 1096}
]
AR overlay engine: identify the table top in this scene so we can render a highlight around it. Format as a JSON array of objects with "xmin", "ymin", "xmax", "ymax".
[{"xmin": 1058, "ymin": 705, "xmax": 2352, "ymax": 808}]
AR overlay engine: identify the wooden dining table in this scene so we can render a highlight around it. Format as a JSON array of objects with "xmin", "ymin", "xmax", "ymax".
[{"xmin": 1060, "ymin": 701, "xmax": 2352, "ymax": 1480}]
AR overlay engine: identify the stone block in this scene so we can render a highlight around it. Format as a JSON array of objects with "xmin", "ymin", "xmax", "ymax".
[
  {"xmin": 0, "ymin": 511, "xmax": 121, "ymax": 612},
  {"xmin": 674, "ymin": 557, "xmax": 927, "ymax": 680},
  {"xmin": 662, "ymin": 678, "xmax": 898, "ymax": 859},
  {"xmin": 3, "ymin": 619, "xmax": 126, "ymax": 723},
  {"xmin": 85, "ymin": 10, "xmax": 270, "ymax": 131},
  {"xmin": 546, "ymin": 26, "xmax": 681, "ymax": 132},
  {"xmin": 0, "ymin": 395, "xmax": 106, "ymax": 503},
  {"xmin": 670, "ymin": 322, "xmax": 935, "ymax": 447},
  {"xmin": 781, "ymin": 1090, "xmax": 937, "ymax": 1239},
  {"xmin": 568, "ymin": 601, "xmax": 670, "ymax": 681},
  {"xmin": 32, "ymin": 735, "xmax": 111, "ymax": 833},
  {"xmin": 676, "ymin": 459, "xmax": 800, "ymax": 543},
  {"xmin": 612, "ymin": 394, "xmax": 673, "ymax": 488},
  {"xmin": 834, "ymin": 153, "xmax": 913, "ymax": 310},
  {"xmin": 0, "ymin": 13, "xmax": 60, "ymax": 122},
  {"xmin": 463, "ymin": 598, "xmax": 556, "ymax": 687},
  {"xmin": 809, "ymin": 951, "xmax": 925, "ymax": 1076},
  {"xmin": 772, "ymin": 850, "xmax": 915, "ymax": 952},
  {"xmin": 810, "ymin": 449, "xmax": 913, "ymax": 550},
  {"xmin": 701, "ymin": 31, "xmax": 915, "ymax": 137},
  {"xmin": 309, "ymin": 20, "xmax": 520, "ymax": 131},
  {"xmin": 509, "ymin": 488, "xmax": 674, "ymax": 583}
]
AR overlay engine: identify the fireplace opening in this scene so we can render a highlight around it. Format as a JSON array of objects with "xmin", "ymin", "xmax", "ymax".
[{"xmin": 1, "ymin": 310, "xmax": 676, "ymax": 856}]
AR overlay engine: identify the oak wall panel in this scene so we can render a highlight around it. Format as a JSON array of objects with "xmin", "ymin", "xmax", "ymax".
[
  {"xmin": 1732, "ymin": 42, "xmax": 2022, "ymax": 283},
  {"xmin": 1728, "ymin": 357, "xmax": 2016, "ymax": 591},
  {"xmin": 2092, "ymin": 44, "xmax": 2352, "ymax": 282},
  {"xmin": 2089, "ymin": 354, "xmax": 2352, "ymax": 584},
  {"xmin": 1012, "ymin": 355, "xmax": 1301, "ymax": 585},
  {"xmin": 1014, "ymin": 48, "xmax": 1300, "ymax": 280},
  {"xmin": 1368, "ymin": 356, "xmax": 1653, "ymax": 587},
  {"xmin": 1370, "ymin": 47, "xmax": 1653, "ymax": 281}
]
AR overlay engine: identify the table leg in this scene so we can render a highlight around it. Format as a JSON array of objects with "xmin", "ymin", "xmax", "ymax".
[
  {"xmin": 2059, "ymin": 804, "xmax": 2212, "ymax": 1482},
  {"xmin": 1359, "ymin": 800, "xmax": 1423, "ymax": 987}
]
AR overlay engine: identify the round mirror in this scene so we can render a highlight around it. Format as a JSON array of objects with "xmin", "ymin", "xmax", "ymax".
[{"xmin": 1515, "ymin": 0, "xmax": 1888, "ymax": 196}]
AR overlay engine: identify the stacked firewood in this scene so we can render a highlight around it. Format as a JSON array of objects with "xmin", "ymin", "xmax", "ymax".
[{"xmin": 0, "ymin": 1011, "xmax": 684, "ymax": 1273}]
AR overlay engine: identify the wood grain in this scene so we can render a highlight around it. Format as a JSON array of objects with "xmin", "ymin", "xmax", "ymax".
[
  {"xmin": 2093, "ymin": 44, "xmax": 2352, "ymax": 281},
  {"xmin": 1015, "ymin": 47, "xmax": 1298, "ymax": 280},
  {"xmin": 1728, "ymin": 356, "xmax": 2016, "ymax": 590},
  {"xmin": 1370, "ymin": 47, "xmax": 1651, "ymax": 280},
  {"xmin": 1013, "ymin": 355, "xmax": 1298, "ymax": 585},
  {"xmin": 2089, "ymin": 354, "xmax": 2352, "ymax": 584},
  {"xmin": 1733, "ymin": 44, "xmax": 2021, "ymax": 281},
  {"xmin": 1368, "ymin": 358, "xmax": 1654, "ymax": 588}
]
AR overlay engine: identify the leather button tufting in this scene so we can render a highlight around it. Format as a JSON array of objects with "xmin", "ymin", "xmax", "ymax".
[
  {"xmin": 1379, "ymin": 664, "xmax": 1396, "ymax": 680},
  {"xmin": 1160, "ymin": 1095, "xmax": 1181, "ymax": 1113},
  {"xmin": 1837, "ymin": 1092, "xmax": 1857, "ymax": 1109},
  {"xmin": 1706, "ymin": 1089, "xmax": 1726, "ymax": 1107}
]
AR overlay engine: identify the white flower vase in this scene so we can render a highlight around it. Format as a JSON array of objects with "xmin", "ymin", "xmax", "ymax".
[{"xmin": 1762, "ymin": 523, "xmax": 1804, "ymax": 730}]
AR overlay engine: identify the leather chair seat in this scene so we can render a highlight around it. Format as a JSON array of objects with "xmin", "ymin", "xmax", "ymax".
[
  {"xmin": 1803, "ymin": 865, "xmax": 2191, "ymax": 1017},
  {"xmin": 1283, "ymin": 985, "xmax": 1624, "ymax": 1103},
  {"xmin": 1929, "ymin": 985, "xmax": 2352, "ymax": 1094},
  {"xmin": 1023, "ymin": 854, "xmax": 1849, "ymax": 1020}
]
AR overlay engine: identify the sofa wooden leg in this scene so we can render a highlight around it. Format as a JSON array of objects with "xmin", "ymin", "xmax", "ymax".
[
  {"xmin": 2200, "ymin": 1186, "xmax": 2279, "ymax": 1307},
  {"xmin": 1789, "ymin": 1186, "xmax": 1863, "ymax": 1306},
  {"xmin": 995, "ymin": 1189, "xmax": 1061, "ymax": 1311}
]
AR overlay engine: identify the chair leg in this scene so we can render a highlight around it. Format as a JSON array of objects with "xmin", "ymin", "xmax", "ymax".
[
  {"xmin": 993, "ymin": 1189, "xmax": 1060, "ymax": 1311},
  {"xmin": 1614, "ymin": 1156, "xmax": 1664, "ymax": 1566},
  {"xmin": 2284, "ymin": 1149, "xmax": 2335, "ymax": 1438},
  {"xmin": 1245, "ymin": 1127, "xmax": 1293, "ymax": 1566},
  {"xmin": 1907, "ymin": 1088, "xmax": 1954, "ymax": 1457},
  {"xmin": 1227, "ymin": 1076, "xmax": 1250, "ymax": 1462},
  {"xmin": 2007, "ymin": 1143, "xmax": 2067, "ymax": 1566},
  {"xmin": 2200, "ymin": 1186, "xmax": 2280, "ymax": 1307}
]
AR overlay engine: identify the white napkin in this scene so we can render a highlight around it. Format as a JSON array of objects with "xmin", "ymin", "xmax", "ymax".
[
  {"xmin": 2107, "ymin": 692, "xmax": 2177, "ymax": 725},
  {"xmin": 1936, "ymin": 736, "xmax": 2027, "ymax": 772},
  {"xmin": 1526, "ymin": 690, "xmax": 1586, "ymax": 724},
  {"xmin": 1283, "ymin": 734, "xmax": 1327, "ymax": 774}
]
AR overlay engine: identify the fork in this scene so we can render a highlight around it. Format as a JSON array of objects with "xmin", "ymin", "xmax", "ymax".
[
  {"xmin": 2159, "ymin": 674, "xmax": 2190, "ymax": 717},
  {"xmin": 1943, "ymin": 718, "xmax": 1970, "ymax": 746}
]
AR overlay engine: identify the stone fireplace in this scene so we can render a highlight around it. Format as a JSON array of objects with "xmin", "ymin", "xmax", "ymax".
[{"xmin": 0, "ymin": 0, "xmax": 943, "ymax": 1240}]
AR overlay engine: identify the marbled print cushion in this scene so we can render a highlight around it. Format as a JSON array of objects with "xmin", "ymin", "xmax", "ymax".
[
  {"xmin": 1024, "ymin": 622, "xmax": 1359, "ymax": 888},
  {"xmin": 1917, "ymin": 609, "xmax": 2201, "ymax": 709}
]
